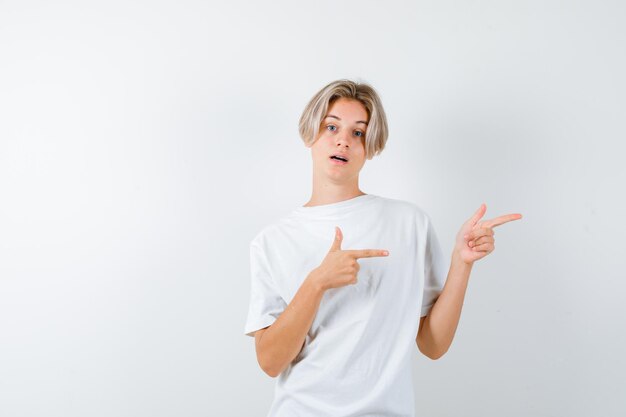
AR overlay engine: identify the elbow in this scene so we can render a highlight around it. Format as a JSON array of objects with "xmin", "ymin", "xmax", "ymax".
[
  {"xmin": 416, "ymin": 340, "xmax": 447, "ymax": 360},
  {"xmin": 427, "ymin": 345, "xmax": 449, "ymax": 360},
  {"xmin": 419, "ymin": 348, "xmax": 445, "ymax": 360},
  {"xmin": 255, "ymin": 335, "xmax": 280, "ymax": 377},
  {"xmin": 427, "ymin": 350, "xmax": 445, "ymax": 360},
  {"xmin": 261, "ymin": 362, "xmax": 285, "ymax": 378},
  {"xmin": 262, "ymin": 366, "xmax": 279, "ymax": 378},
  {"xmin": 255, "ymin": 331, "xmax": 303, "ymax": 378},
  {"xmin": 257, "ymin": 353, "xmax": 285, "ymax": 378},
  {"xmin": 258, "ymin": 356, "xmax": 277, "ymax": 378}
]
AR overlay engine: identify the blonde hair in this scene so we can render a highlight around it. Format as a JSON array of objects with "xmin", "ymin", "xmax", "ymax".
[{"xmin": 298, "ymin": 79, "xmax": 389, "ymax": 160}]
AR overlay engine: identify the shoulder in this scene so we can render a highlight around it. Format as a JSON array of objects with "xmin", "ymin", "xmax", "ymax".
[
  {"xmin": 250, "ymin": 223, "xmax": 276, "ymax": 249},
  {"xmin": 374, "ymin": 195, "xmax": 432, "ymax": 224},
  {"xmin": 249, "ymin": 215, "xmax": 294, "ymax": 249}
]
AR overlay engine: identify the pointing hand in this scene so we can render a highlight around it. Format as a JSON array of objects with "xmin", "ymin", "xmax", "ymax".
[
  {"xmin": 311, "ymin": 226, "xmax": 389, "ymax": 291},
  {"xmin": 454, "ymin": 203, "xmax": 522, "ymax": 265}
]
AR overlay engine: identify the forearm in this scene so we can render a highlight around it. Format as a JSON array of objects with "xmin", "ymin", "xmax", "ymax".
[
  {"xmin": 257, "ymin": 271, "xmax": 326, "ymax": 377},
  {"xmin": 417, "ymin": 251, "xmax": 473, "ymax": 359}
]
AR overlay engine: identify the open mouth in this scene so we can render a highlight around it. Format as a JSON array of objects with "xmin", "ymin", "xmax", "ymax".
[{"xmin": 329, "ymin": 155, "xmax": 349, "ymax": 163}]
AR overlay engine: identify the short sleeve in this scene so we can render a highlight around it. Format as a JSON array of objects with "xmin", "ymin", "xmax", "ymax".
[
  {"xmin": 421, "ymin": 215, "xmax": 448, "ymax": 317},
  {"xmin": 243, "ymin": 240, "xmax": 287, "ymax": 337}
]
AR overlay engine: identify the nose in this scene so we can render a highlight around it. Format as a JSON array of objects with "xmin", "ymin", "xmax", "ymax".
[{"xmin": 335, "ymin": 131, "xmax": 350, "ymax": 148}]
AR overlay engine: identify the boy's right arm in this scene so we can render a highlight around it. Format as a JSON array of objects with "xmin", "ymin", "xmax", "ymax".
[
  {"xmin": 252, "ymin": 226, "xmax": 389, "ymax": 377},
  {"xmin": 254, "ymin": 271, "xmax": 326, "ymax": 378}
]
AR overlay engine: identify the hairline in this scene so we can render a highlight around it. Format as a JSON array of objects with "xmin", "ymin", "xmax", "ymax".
[{"xmin": 323, "ymin": 114, "xmax": 368, "ymax": 126}]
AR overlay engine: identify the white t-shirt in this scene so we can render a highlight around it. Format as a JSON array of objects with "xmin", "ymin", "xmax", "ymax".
[{"xmin": 244, "ymin": 193, "xmax": 448, "ymax": 417}]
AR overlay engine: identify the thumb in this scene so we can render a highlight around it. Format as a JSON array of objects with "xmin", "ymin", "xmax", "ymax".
[
  {"xmin": 329, "ymin": 226, "xmax": 343, "ymax": 252},
  {"xmin": 468, "ymin": 203, "xmax": 487, "ymax": 228}
]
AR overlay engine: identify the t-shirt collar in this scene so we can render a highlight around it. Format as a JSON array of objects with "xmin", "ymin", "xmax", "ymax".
[{"xmin": 291, "ymin": 194, "xmax": 377, "ymax": 217}]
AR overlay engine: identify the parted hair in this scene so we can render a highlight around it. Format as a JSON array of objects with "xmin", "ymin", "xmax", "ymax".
[{"xmin": 298, "ymin": 79, "xmax": 389, "ymax": 160}]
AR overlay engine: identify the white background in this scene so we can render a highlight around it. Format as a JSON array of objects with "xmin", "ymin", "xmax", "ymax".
[{"xmin": 1, "ymin": 1, "xmax": 625, "ymax": 416}]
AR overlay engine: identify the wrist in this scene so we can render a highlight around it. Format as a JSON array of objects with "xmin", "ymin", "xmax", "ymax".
[
  {"xmin": 452, "ymin": 249, "xmax": 474, "ymax": 269},
  {"xmin": 306, "ymin": 269, "xmax": 327, "ymax": 293}
]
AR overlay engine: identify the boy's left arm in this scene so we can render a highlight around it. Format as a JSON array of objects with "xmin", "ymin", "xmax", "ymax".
[
  {"xmin": 416, "ymin": 254, "xmax": 472, "ymax": 359},
  {"xmin": 416, "ymin": 203, "xmax": 522, "ymax": 359}
]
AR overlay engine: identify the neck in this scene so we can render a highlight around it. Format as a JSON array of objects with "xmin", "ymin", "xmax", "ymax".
[{"xmin": 303, "ymin": 172, "xmax": 365, "ymax": 207}]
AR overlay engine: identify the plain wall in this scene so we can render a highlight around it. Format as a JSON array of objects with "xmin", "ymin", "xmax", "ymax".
[{"xmin": 1, "ymin": 0, "xmax": 624, "ymax": 416}]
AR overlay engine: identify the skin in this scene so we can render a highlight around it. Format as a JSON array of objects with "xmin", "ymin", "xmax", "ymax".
[
  {"xmin": 416, "ymin": 205, "xmax": 522, "ymax": 359},
  {"xmin": 253, "ymin": 98, "xmax": 385, "ymax": 377},
  {"xmin": 254, "ymin": 97, "xmax": 523, "ymax": 376},
  {"xmin": 303, "ymin": 97, "xmax": 370, "ymax": 207}
]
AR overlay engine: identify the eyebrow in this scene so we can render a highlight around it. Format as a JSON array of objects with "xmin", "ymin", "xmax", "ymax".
[{"xmin": 324, "ymin": 114, "xmax": 368, "ymax": 126}]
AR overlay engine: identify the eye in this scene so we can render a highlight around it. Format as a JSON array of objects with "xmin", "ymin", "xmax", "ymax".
[
  {"xmin": 354, "ymin": 131, "xmax": 364, "ymax": 137},
  {"xmin": 326, "ymin": 124, "xmax": 336, "ymax": 132}
]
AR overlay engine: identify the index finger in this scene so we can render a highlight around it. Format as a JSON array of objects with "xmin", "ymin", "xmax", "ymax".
[
  {"xmin": 484, "ymin": 213, "xmax": 523, "ymax": 228},
  {"xmin": 346, "ymin": 249, "xmax": 390, "ymax": 258}
]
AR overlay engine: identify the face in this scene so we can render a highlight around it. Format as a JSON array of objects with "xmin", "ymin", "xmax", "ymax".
[{"xmin": 307, "ymin": 97, "xmax": 370, "ymax": 183}]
